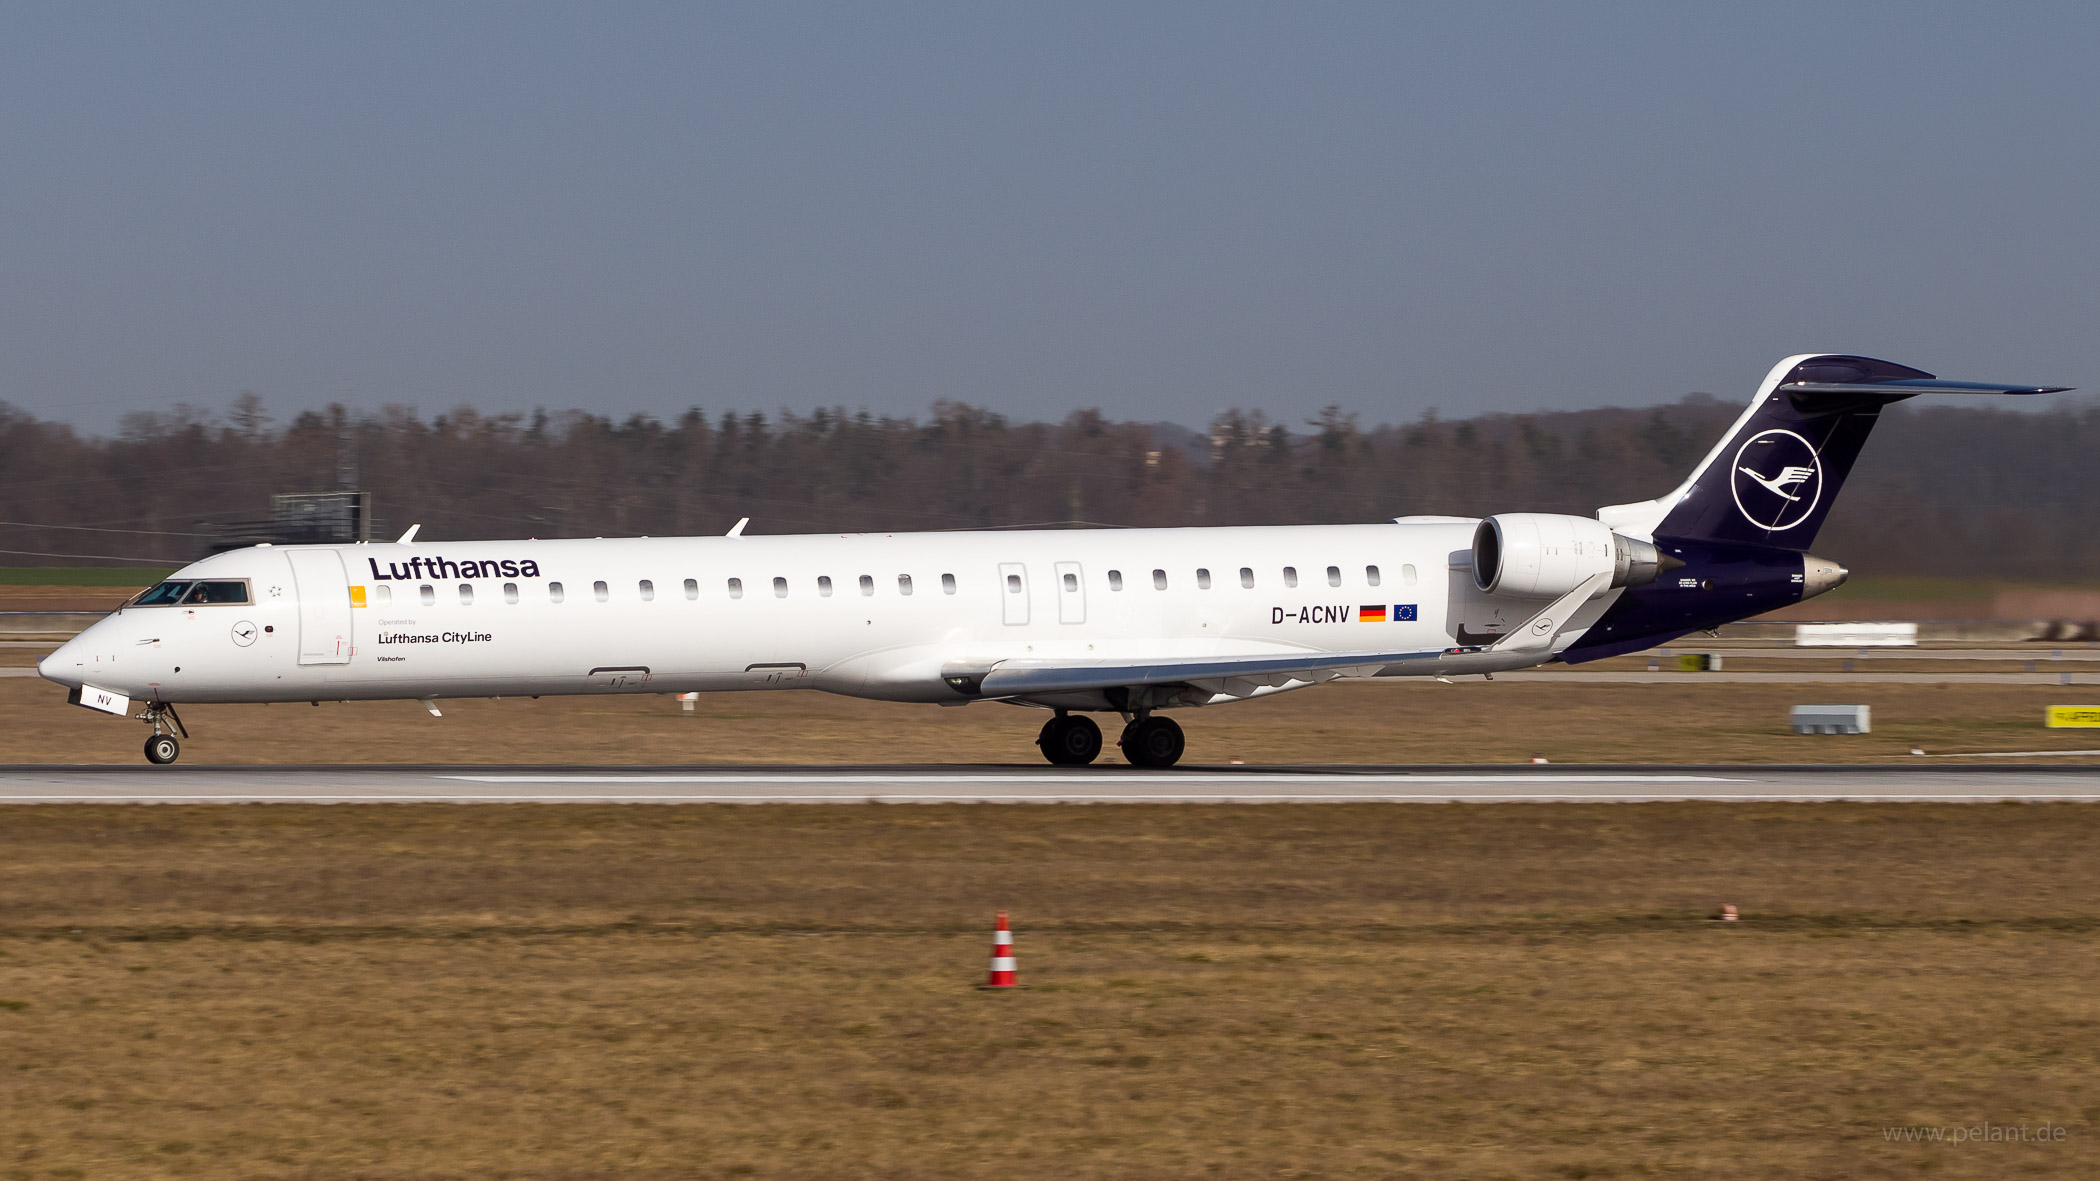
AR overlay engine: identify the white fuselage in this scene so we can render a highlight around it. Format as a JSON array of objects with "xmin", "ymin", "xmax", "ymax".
[{"xmin": 40, "ymin": 522, "xmax": 1595, "ymax": 709}]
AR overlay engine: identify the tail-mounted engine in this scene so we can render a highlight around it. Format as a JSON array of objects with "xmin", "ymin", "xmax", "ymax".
[{"xmin": 1472, "ymin": 513, "xmax": 1665, "ymax": 598}]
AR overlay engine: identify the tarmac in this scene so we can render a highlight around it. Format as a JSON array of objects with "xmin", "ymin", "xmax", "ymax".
[{"xmin": 2, "ymin": 763, "xmax": 2098, "ymax": 803}]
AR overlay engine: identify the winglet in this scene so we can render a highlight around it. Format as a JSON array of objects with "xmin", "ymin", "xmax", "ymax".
[
  {"xmin": 726, "ymin": 517, "xmax": 749, "ymax": 538},
  {"xmin": 396, "ymin": 524, "xmax": 421, "ymax": 544}
]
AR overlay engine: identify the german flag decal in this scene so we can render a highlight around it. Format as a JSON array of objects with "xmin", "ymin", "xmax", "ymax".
[{"xmin": 1359, "ymin": 604, "xmax": 1387, "ymax": 623}]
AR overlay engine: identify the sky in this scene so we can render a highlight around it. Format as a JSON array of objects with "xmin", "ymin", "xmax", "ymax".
[{"xmin": 2, "ymin": 2, "xmax": 2096, "ymax": 434}]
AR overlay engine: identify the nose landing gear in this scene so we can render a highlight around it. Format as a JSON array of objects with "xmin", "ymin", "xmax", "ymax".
[{"xmin": 136, "ymin": 701, "xmax": 188, "ymax": 765}]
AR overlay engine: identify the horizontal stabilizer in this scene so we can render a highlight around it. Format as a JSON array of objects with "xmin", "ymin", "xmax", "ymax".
[{"xmin": 1780, "ymin": 378, "xmax": 2071, "ymax": 398}]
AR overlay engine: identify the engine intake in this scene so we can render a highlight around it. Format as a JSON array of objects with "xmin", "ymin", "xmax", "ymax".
[{"xmin": 1472, "ymin": 513, "xmax": 1663, "ymax": 598}]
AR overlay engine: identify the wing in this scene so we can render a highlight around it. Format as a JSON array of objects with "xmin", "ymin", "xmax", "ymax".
[
  {"xmin": 950, "ymin": 572, "xmax": 1616, "ymax": 699},
  {"xmin": 1778, "ymin": 465, "xmax": 1816, "ymax": 485},
  {"xmin": 951, "ymin": 647, "xmax": 1452, "ymax": 698}
]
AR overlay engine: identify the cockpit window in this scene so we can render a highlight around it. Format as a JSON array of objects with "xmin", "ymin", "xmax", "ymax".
[
  {"xmin": 184, "ymin": 581, "xmax": 251, "ymax": 605},
  {"xmin": 137, "ymin": 580, "xmax": 249, "ymax": 606},
  {"xmin": 135, "ymin": 581, "xmax": 192, "ymax": 605}
]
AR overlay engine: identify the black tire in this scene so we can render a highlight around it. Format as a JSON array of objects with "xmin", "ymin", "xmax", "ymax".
[
  {"xmin": 1037, "ymin": 715, "xmax": 1103, "ymax": 766},
  {"xmin": 144, "ymin": 734, "xmax": 180, "ymax": 765},
  {"xmin": 1041, "ymin": 715, "xmax": 1102, "ymax": 765},
  {"xmin": 1119, "ymin": 716, "xmax": 1184, "ymax": 769}
]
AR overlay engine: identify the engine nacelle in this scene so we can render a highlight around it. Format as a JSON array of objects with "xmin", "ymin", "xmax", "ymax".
[{"xmin": 1472, "ymin": 513, "xmax": 1662, "ymax": 597}]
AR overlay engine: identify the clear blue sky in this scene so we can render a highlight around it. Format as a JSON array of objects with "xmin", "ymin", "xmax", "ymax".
[{"xmin": 2, "ymin": 2, "xmax": 2094, "ymax": 433}]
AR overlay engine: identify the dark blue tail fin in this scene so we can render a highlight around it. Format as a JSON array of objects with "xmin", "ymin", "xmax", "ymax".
[{"xmin": 1598, "ymin": 354, "xmax": 2069, "ymax": 550}]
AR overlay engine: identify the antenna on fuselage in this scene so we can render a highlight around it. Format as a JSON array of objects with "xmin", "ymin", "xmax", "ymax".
[
  {"xmin": 726, "ymin": 518, "xmax": 749, "ymax": 537},
  {"xmin": 396, "ymin": 524, "xmax": 421, "ymax": 543}
]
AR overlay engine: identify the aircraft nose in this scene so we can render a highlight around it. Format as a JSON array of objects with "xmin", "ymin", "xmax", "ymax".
[{"xmin": 37, "ymin": 636, "xmax": 82, "ymax": 687}]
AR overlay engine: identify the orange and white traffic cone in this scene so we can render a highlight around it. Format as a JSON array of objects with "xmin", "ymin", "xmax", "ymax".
[{"xmin": 979, "ymin": 910, "xmax": 1017, "ymax": 989}]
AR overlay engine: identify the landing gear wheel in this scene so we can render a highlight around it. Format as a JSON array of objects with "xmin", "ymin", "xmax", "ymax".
[
  {"xmin": 1119, "ymin": 716, "xmax": 1184, "ymax": 769},
  {"xmin": 144, "ymin": 734, "xmax": 180, "ymax": 765},
  {"xmin": 1037, "ymin": 715, "xmax": 1103, "ymax": 766}
]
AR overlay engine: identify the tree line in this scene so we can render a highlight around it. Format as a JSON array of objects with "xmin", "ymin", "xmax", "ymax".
[{"xmin": 0, "ymin": 390, "xmax": 2093, "ymax": 579}]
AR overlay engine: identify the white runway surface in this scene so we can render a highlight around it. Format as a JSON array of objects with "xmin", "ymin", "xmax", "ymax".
[{"xmin": 2, "ymin": 764, "xmax": 2098, "ymax": 803}]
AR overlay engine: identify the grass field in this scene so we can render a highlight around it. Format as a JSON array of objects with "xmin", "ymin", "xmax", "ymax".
[
  {"xmin": 6, "ymin": 675, "xmax": 2098, "ymax": 765},
  {"xmin": 0, "ymin": 803, "xmax": 2093, "ymax": 1179}
]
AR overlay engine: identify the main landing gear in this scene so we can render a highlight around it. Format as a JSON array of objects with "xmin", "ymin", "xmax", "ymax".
[
  {"xmin": 1118, "ymin": 715, "xmax": 1184, "ymax": 769},
  {"xmin": 1037, "ymin": 713, "xmax": 1103, "ymax": 765},
  {"xmin": 1034, "ymin": 712, "xmax": 1186, "ymax": 768},
  {"xmin": 138, "ymin": 701, "xmax": 187, "ymax": 765}
]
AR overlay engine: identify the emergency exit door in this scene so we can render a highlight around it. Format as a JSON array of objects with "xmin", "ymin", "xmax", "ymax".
[
  {"xmin": 1054, "ymin": 561, "xmax": 1086, "ymax": 624},
  {"xmin": 286, "ymin": 548, "xmax": 353, "ymax": 665},
  {"xmin": 998, "ymin": 563, "xmax": 1029, "ymax": 625}
]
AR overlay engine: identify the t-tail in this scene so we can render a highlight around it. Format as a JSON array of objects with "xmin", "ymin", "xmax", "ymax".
[{"xmin": 1562, "ymin": 354, "xmax": 2069, "ymax": 661}]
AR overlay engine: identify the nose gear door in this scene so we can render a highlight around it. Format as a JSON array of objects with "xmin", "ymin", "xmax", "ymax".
[{"xmin": 286, "ymin": 549, "xmax": 353, "ymax": 665}]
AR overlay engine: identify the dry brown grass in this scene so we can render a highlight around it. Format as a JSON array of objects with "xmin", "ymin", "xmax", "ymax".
[
  {"xmin": 1, "ymin": 804, "xmax": 2095, "ymax": 1179},
  {"xmin": 6, "ymin": 674, "xmax": 2097, "ymax": 765}
]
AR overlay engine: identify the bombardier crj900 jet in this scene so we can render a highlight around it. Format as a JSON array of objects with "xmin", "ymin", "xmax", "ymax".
[{"xmin": 41, "ymin": 355, "xmax": 2068, "ymax": 766}]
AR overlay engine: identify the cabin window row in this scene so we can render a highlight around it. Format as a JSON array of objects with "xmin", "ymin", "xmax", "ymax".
[
  {"xmin": 366, "ymin": 574, "xmax": 963, "ymax": 607},
  {"xmin": 1104, "ymin": 564, "xmax": 1417, "ymax": 592},
  {"xmin": 364, "ymin": 563, "xmax": 1416, "ymax": 607}
]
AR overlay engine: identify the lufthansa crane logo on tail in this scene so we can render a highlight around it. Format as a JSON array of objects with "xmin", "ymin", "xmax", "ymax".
[{"xmin": 1730, "ymin": 428, "xmax": 1823, "ymax": 531}]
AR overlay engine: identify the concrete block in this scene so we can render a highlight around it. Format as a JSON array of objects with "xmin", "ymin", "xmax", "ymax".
[
  {"xmin": 1791, "ymin": 704, "xmax": 1870, "ymax": 735},
  {"xmin": 1795, "ymin": 622, "xmax": 1917, "ymax": 647}
]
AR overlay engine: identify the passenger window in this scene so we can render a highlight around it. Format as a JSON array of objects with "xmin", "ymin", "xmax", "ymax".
[
  {"xmin": 1283, "ymin": 566, "xmax": 1298, "ymax": 588},
  {"xmin": 1240, "ymin": 567, "xmax": 1254, "ymax": 589},
  {"xmin": 819, "ymin": 576, "xmax": 833, "ymax": 597},
  {"xmin": 898, "ymin": 574, "xmax": 913, "ymax": 596},
  {"xmin": 1152, "ymin": 569, "xmax": 1167, "ymax": 590},
  {"xmin": 942, "ymin": 573, "xmax": 956, "ymax": 595},
  {"xmin": 728, "ymin": 578, "xmax": 743, "ymax": 599},
  {"xmin": 1402, "ymin": 563, "xmax": 1418, "ymax": 586},
  {"xmin": 774, "ymin": 577, "xmax": 788, "ymax": 598},
  {"xmin": 458, "ymin": 584, "xmax": 473, "ymax": 605},
  {"xmin": 594, "ymin": 580, "xmax": 609, "ymax": 602},
  {"xmin": 1327, "ymin": 566, "xmax": 1341, "ymax": 587},
  {"xmin": 503, "ymin": 582, "xmax": 518, "ymax": 604},
  {"xmin": 639, "ymin": 579, "xmax": 654, "ymax": 601},
  {"xmin": 1108, "ymin": 569, "xmax": 1123, "ymax": 591},
  {"xmin": 1007, "ymin": 574, "xmax": 1022, "ymax": 594},
  {"xmin": 1366, "ymin": 565, "xmax": 1381, "ymax": 587},
  {"xmin": 374, "ymin": 585, "xmax": 392, "ymax": 606},
  {"xmin": 420, "ymin": 585, "xmax": 435, "ymax": 606},
  {"xmin": 1196, "ymin": 568, "xmax": 1211, "ymax": 590},
  {"xmin": 684, "ymin": 578, "xmax": 699, "ymax": 599},
  {"xmin": 550, "ymin": 581, "xmax": 565, "ymax": 603},
  {"xmin": 1062, "ymin": 572, "xmax": 1077, "ymax": 592},
  {"xmin": 859, "ymin": 575, "xmax": 874, "ymax": 596}
]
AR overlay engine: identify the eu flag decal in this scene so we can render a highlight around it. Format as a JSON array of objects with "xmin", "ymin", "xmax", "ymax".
[
  {"xmin": 1359, "ymin": 604, "xmax": 1387, "ymax": 623},
  {"xmin": 1395, "ymin": 604, "xmax": 1418, "ymax": 621}
]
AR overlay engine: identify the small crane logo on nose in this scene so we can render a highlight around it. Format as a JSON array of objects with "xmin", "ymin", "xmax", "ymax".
[{"xmin": 231, "ymin": 621, "xmax": 258, "ymax": 647}]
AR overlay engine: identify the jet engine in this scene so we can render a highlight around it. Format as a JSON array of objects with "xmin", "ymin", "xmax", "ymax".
[{"xmin": 1471, "ymin": 513, "xmax": 1663, "ymax": 597}]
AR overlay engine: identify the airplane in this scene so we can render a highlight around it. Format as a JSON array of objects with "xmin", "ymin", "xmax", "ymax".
[{"xmin": 38, "ymin": 354, "xmax": 2068, "ymax": 767}]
